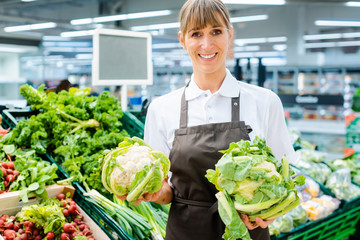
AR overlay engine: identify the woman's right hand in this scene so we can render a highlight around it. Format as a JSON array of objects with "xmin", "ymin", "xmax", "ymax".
[{"xmin": 116, "ymin": 178, "xmax": 173, "ymax": 205}]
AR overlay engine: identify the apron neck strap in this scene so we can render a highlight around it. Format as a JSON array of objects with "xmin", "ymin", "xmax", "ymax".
[{"xmin": 180, "ymin": 81, "xmax": 240, "ymax": 128}]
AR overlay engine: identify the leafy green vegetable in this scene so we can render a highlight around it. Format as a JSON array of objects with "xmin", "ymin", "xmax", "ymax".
[
  {"xmin": 16, "ymin": 198, "xmax": 66, "ymax": 235},
  {"xmin": 101, "ymin": 137, "xmax": 170, "ymax": 202},
  {"xmin": 206, "ymin": 137, "xmax": 305, "ymax": 240}
]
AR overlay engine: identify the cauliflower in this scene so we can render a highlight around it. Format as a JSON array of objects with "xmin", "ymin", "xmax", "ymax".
[{"xmin": 101, "ymin": 137, "xmax": 170, "ymax": 202}]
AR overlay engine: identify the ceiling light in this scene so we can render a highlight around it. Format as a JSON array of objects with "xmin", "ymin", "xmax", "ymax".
[
  {"xmin": 71, "ymin": 10, "xmax": 172, "ymax": 25},
  {"xmin": 234, "ymin": 36, "xmax": 287, "ymax": 46},
  {"xmin": 131, "ymin": 22, "xmax": 180, "ymax": 31},
  {"xmin": 234, "ymin": 45, "xmax": 261, "ymax": 51},
  {"xmin": 222, "ymin": 0, "xmax": 285, "ymax": 5},
  {"xmin": 273, "ymin": 44, "xmax": 287, "ymax": 51},
  {"xmin": 304, "ymin": 33, "xmax": 342, "ymax": 40},
  {"xmin": 342, "ymin": 32, "xmax": 360, "ymax": 38},
  {"xmin": 345, "ymin": 1, "xmax": 360, "ymax": 6},
  {"xmin": 337, "ymin": 40, "xmax": 360, "ymax": 46},
  {"xmin": 152, "ymin": 43, "xmax": 181, "ymax": 49},
  {"xmin": 267, "ymin": 36, "xmax": 287, "ymax": 42},
  {"xmin": 4, "ymin": 22, "xmax": 56, "ymax": 32},
  {"xmin": 305, "ymin": 42, "xmax": 338, "ymax": 48},
  {"xmin": 60, "ymin": 30, "xmax": 95, "ymax": 38},
  {"xmin": 230, "ymin": 14, "xmax": 268, "ymax": 23},
  {"xmin": 315, "ymin": 20, "xmax": 360, "ymax": 27},
  {"xmin": 235, "ymin": 38, "xmax": 267, "ymax": 46},
  {"xmin": 71, "ymin": 18, "xmax": 93, "ymax": 25},
  {"xmin": 93, "ymin": 15, "xmax": 127, "ymax": 23},
  {"xmin": 127, "ymin": 10, "xmax": 172, "ymax": 19},
  {"xmin": 0, "ymin": 44, "xmax": 38, "ymax": 53}
]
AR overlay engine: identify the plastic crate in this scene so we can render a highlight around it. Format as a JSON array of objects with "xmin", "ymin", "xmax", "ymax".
[
  {"xmin": 128, "ymin": 110, "xmax": 146, "ymax": 124},
  {"xmin": 73, "ymin": 182, "xmax": 133, "ymax": 240},
  {"xmin": 272, "ymin": 205, "xmax": 360, "ymax": 240},
  {"xmin": 122, "ymin": 111, "xmax": 145, "ymax": 139},
  {"xmin": 1, "ymin": 109, "xmax": 37, "ymax": 130},
  {"xmin": 72, "ymin": 184, "xmax": 131, "ymax": 240}
]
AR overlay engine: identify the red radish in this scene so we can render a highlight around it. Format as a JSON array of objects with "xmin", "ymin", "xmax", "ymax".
[
  {"xmin": 68, "ymin": 205, "xmax": 79, "ymax": 215},
  {"xmin": 60, "ymin": 232, "xmax": 70, "ymax": 240},
  {"xmin": 46, "ymin": 232, "xmax": 55, "ymax": 240},
  {"xmin": 28, "ymin": 222, "xmax": 34, "ymax": 228},
  {"xmin": 4, "ymin": 221, "xmax": 14, "ymax": 229},
  {"xmin": 1, "ymin": 167, "xmax": 6, "ymax": 176},
  {"xmin": 63, "ymin": 223, "xmax": 75, "ymax": 233},
  {"xmin": 62, "ymin": 209, "xmax": 70, "ymax": 217},
  {"xmin": 13, "ymin": 170, "xmax": 19, "ymax": 177},
  {"xmin": 1, "ymin": 162, "xmax": 8, "ymax": 169},
  {"xmin": 6, "ymin": 174, "xmax": 15, "ymax": 183},
  {"xmin": 7, "ymin": 162, "xmax": 14, "ymax": 169},
  {"xmin": 6, "ymin": 169, "xmax": 13, "ymax": 175},
  {"xmin": 3, "ymin": 180, "xmax": 9, "ymax": 187},
  {"xmin": 20, "ymin": 233, "xmax": 28, "ymax": 240},
  {"xmin": 34, "ymin": 236, "xmax": 42, "ymax": 240},
  {"xmin": 57, "ymin": 193, "xmax": 66, "ymax": 200},
  {"xmin": 4, "ymin": 229, "xmax": 16, "ymax": 239}
]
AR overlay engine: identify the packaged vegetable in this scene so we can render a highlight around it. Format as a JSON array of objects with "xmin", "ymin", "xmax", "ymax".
[
  {"xmin": 101, "ymin": 137, "xmax": 170, "ymax": 202},
  {"xmin": 288, "ymin": 205, "xmax": 308, "ymax": 227},
  {"xmin": 206, "ymin": 137, "xmax": 305, "ymax": 240},
  {"xmin": 271, "ymin": 213, "xmax": 294, "ymax": 233},
  {"xmin": 325, "ymin": 168, "xmax": 360, "ymax": 201}
]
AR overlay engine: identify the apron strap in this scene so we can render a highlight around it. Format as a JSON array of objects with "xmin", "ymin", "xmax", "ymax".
[{"xmin": 180, "ymin": 81, "xmax": 241, "ymax": 129}]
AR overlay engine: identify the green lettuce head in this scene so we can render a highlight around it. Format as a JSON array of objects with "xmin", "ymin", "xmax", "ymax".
[{"xmin": 101, "ymin": 137, "xmax": 170, "ymax": 202}]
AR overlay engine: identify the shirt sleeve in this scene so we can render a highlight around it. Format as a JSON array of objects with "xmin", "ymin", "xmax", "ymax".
[
  {"xmin": 265, "ymin": 92, "xmax": 298, "ymax": 164},
  {"xmin": 144, "ymin": 100, "xmax": 171, "ymax": 157}
]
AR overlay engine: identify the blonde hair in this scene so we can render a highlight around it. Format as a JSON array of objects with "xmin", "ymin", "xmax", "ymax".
[{"xmin": 179, "ymin": 0, "xmax": 231, "ymax": 34}]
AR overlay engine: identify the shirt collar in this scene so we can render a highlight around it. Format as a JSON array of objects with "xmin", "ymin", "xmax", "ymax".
[{"xmin": 185, "ymin": 69, "xmax": 240, "ymax": 100}]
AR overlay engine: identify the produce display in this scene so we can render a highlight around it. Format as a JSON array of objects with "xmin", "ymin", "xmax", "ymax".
[
  {"xmin": 0, "ymin": 193, "xmax": 95, "ymax": 240},
  {"xmin": 0, "ymin": 84, "xmax": 129, "ymax": 196},
  {"xmin": 101, "ymin": 137, "xmax": 170, "ymax": 202},
  {"xmin": 0, "ymin": 85, "xmax": 169, "ymax": 240},
  {"xmin": 1, "ymin": 84, "xmax": 360, "ymax": 240},
  {"xmin": 205, "ymin": 137, "xmax": 305, "ymax": 240}
]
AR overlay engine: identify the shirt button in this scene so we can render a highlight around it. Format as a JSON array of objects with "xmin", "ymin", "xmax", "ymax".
[
  {"xmin": 209, "ymin": 117, "xmax": 213, "ymax": 121},
  {"xmin": 204, "ymin": 94, "xmax": 208, "ymax": 97},
  {"xmin": 208, "ymin": 105, "xmax": 211, "ymax": 109}
]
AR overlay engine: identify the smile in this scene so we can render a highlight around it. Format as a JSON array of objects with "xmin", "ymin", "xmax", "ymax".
[{"xmin": 199, "ymin": 53, "xmax": 217, "ymax": 59}]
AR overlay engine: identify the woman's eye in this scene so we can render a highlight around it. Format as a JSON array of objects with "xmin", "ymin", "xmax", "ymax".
[
  {"xmin": 191, "ymin": 32, "xmax": 201, "ymax": 37},
  {"xmin": 213, "ymin": 29, "xmax": 222, "ymax": 35}
]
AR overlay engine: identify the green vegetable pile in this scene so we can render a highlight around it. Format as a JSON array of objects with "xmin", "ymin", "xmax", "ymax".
[
  {"xmin": 0, "ymin": 84, "xmax": 129, "ymax": 195},
  {"xmin": 101, "ymin": 137, "xmax": 170, "ymax": 202},
  {"xmin": 205, "ymin": 137, "xmax": 305, "ymax": 240}
]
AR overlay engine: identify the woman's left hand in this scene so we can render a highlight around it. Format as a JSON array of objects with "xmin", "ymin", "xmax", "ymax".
[{"xmin": 240, "ymin": 214, "xmax": 275, "ymax": 230}]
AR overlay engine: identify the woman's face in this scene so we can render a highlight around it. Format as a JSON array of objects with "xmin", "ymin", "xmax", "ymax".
[{"xmin": 179, "ymin": 18, "xmax": 232, "ymax": 75}]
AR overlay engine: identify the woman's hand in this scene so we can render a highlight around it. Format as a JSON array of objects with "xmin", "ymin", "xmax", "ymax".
[
  {"xmin": 116, "ymin": 179, "xmax": 173, "ymax": 205},
  {"xmin": 240, "ymin": 214, "xmax": 275, "ymax": 230}
]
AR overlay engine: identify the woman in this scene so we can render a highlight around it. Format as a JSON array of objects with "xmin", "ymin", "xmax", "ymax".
[{"xmin": 134, "ymin": 0, "xmax": 296, "ymax": 239}]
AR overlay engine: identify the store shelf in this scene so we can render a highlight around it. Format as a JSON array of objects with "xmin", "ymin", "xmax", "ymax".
[{"xmin": 288, "ymin": 119, "xmax": 345, "ymax": 135}]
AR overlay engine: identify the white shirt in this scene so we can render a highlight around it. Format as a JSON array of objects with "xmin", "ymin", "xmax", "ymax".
[{"xmin": 144, "ymin": 69, "xmax": 297, "ymax": 164}]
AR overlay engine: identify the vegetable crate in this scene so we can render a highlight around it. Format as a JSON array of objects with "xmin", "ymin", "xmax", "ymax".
[
  {"xmin": 1, "ymin": 109, "xmax": 37, "ymax": 130},
  {"xmin": 272, "ymin": 206, "xmax": 360, "ymax": 240},
  {"xmin": 73, "ymin": 183, "xmax": 133, "ymax": 240},
  {"xmin": 127, "ymin": 110, "xmax": 146, "ymax": 124},
  {"xmin": 0, "ymin": 184, "xmax": 111, "ymax": 240},
  {"xmin": 121, "ymin": 111, "xmax": 144, "ymax": 139}
]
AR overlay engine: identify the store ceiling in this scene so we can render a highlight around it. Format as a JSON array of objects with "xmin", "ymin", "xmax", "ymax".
[{"xmin": 0, "ymin": 0, "xmax": 359, "ymax": 62}]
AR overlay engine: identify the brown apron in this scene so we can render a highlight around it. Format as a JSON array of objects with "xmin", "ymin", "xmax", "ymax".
[{"xmin": 165, "ymin": 85, "xmax": 270, "ymax": 240}]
